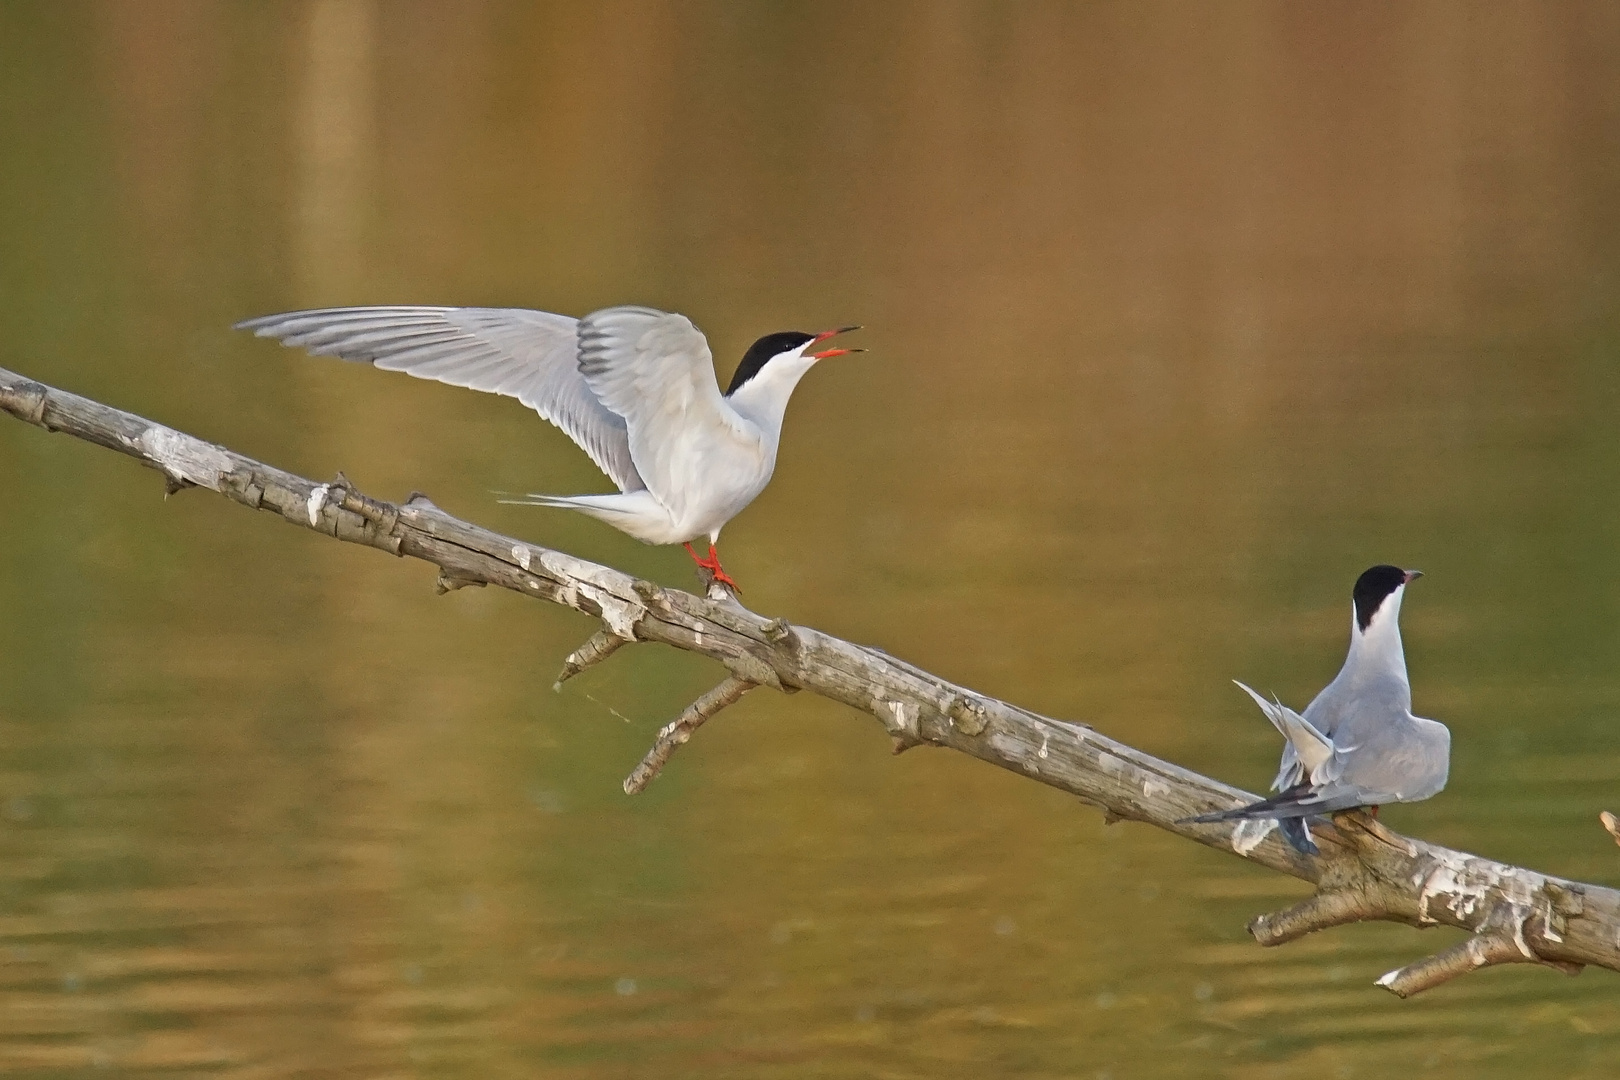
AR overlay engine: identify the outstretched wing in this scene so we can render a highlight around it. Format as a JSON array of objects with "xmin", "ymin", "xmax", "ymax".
[
  {"xmin": 235, "ymin": 306, "xmax": 644, "ymax": 493},
  {"xmin": 575, "ymin": 306, "xmax": 751, "ymax": 522}
]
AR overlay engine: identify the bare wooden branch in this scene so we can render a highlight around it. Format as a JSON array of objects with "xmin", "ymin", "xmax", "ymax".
[
  {"xmin": 692, "ymin": 563, "xmax": 740, "ymax": 603},
  {"xmin": 1250, "ymin": 888, "xmax": 1379, "ymax": 946},
  {"xmin": 1333, "ymin": 807, "xmax": 1418, "ymax": 856},
  {"xmin": 1379, "ymin": 934, "xmax": 1558, "ymax": 998},
  {"xmin": 6, "ymin": 363, "xmax": 1620, "ymax": 997},
  {"xmin": 1377, "ymin": 893, "xmax": 1586, "ymax": 999},
  {"xmin": 622, "ymin": 676, "xmax": 756, "ymax": 794},
  {"xmin": 554, "ymin": 629, "xmax": 632, "ymax": 690}
]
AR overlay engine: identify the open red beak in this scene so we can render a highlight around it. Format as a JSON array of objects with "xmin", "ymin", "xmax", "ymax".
[{"xmin": 809, "ymin": 325, "xmax": 865, "ymax": 360}]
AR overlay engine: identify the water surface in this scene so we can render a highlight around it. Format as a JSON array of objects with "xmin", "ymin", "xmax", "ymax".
[{"xmin": 2, "ymin": 3, "xmax": 1620, "ymax": 1076}]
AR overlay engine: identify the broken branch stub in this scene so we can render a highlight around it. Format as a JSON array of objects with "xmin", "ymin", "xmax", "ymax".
[
  {"xmin": 622, "ymin": 676, "xmax": 756, "ymax": 794},
  {"xmin": 5, "ymin": 362, "xmax": 1620, "ymax": 997},
  {"xmin": 1245, "ymin": 810, "xmax": 1595, "ymax": 996},
  {"xmin": 554, "ymin": 630, "xmax": 631, "ymax": 690}
]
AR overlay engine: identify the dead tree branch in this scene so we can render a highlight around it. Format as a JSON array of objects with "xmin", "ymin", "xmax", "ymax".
[
  {"xmin": 554, "ymin": 629, "xmax": 632, "ymax": 690},
  {"xmin": 622, "ymin": 675, "xmax": 756, "ymax": 794},
  {"xmin": 4, "ymin": 364, "xmax": 1619, "ymax": 997}
]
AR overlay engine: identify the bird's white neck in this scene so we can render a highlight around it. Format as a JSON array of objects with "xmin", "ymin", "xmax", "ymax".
[
  {"xmin": 1343, "ymin": 588, "xmax": 1409, "ymax": 692},
  {"xmin": 725, "ymin": 352, "xmax": 818, "ymax": 440}
]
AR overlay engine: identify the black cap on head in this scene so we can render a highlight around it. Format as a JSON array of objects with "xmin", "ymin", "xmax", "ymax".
[
  {"xmin": 726, "ymin": 332, "xmax": 815, "ymax": 396},
  {"xmin": 1353, "ymin": 564, "xmax": 1415, "ymax": 631}
]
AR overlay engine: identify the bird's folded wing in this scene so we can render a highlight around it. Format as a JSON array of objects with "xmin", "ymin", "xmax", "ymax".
[
  {"xmin": 575, "ymin": 306, "xmax": 744, "ymax": 522},
  {"xmin": 235, "ymin": 306, "xmax": 644, "ymax": 493},
  {"xmin": 1300, "ymin": 783, "xmax": 1401, "ymax": 813},
  {"xmin": 1334, "ymin": 716, "xmax": 1448, "ymax": 803}
]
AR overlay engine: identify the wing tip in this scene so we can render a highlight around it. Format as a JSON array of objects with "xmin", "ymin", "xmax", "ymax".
[
  {"xmin": 1232, "ymin": 679, "xmax": 1274, "ymax": 711},
  {"xmin": 233, "ymin": 305, "xmax": 465, "ymax": 335}
]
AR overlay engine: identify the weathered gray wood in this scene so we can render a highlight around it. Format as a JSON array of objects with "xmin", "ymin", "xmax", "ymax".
[
  {"xmin": 623, "ymin": 675, "xmax": 757, "ymax": 794},
  {"xmin": 4, "ymin": 363, "xmax": 1617, "ymax": 995}
]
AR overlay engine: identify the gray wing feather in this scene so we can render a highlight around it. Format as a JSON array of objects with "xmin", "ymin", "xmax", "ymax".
[
  {"xmin": 574, "ymin": 306, "xmax": 741, "ymax": 521},
  {"xmin": 1271, "ymin": 746, "xmax": 1303, "ymax": 793},
  {"xmin": 235, "ymin": 306, "xmax": 645, "ymax": 493},
  {"xmin": 1234, "ymin": 681, "xmax": 1334, "ymax": 777},
  {"xmin": 1336, "ymin": 713, "xmax": 1450, "ymax": 803}
]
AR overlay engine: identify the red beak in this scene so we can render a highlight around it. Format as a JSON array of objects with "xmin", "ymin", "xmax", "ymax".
[{"xmin": 809, "ymin": 325, "xmax": 864, "ymax": 360}]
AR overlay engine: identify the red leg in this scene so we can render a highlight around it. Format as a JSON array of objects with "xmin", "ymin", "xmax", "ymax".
[
  {"xmin": 683, "ymin": 541, "xmax": 740, "ymax": 591},
  {"xmin": 705, "ymin": 544, "xmax": 740, "ymax": 591}
]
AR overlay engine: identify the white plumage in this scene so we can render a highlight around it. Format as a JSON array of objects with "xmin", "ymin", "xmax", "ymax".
[{"xmin": 237, "ymin": 304, "xmax": 861, "ymax": 588}]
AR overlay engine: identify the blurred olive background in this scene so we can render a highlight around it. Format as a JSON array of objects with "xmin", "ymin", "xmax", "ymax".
[{"xmin": 2, "ymin": 2, "xmax": 1620, "ymax": 1077}]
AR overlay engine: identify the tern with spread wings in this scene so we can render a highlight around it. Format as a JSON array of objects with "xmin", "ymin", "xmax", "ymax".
[
  {"xmin": 1184, "ymin": 565, "xmax": 1450, "ymax": 855},
  {"xmin": 237, "ymin": 305, "xmax": 862, "ymax": 590}
]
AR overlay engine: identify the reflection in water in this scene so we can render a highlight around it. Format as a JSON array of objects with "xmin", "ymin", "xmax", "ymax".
[
  {"xmin": 2, "ymin": 2, "xmax": 1620, "ymax": 1077},
  {"xmin": 295, "ymin": 0, "xmax": 378, "ymax": 301}
]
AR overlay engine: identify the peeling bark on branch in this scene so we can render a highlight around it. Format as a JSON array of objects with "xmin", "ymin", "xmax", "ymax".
[{"xmin": 5, "ymin": 364, "xmax": 1620, "ymax": 997}]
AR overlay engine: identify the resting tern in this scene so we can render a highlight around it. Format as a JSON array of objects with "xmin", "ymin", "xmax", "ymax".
[
  {"xmin": 236, "ymin": 305, "xmax": 863, "ymax": 589},
  {"xmin": 1184, "ymin": 565, "xmax": 1450, "ymax": 855}
]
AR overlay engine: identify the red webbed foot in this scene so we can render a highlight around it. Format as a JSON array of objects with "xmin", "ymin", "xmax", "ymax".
[{"xmin": 683, "ymin": 542, "xmax": 741, "ymax": 593}]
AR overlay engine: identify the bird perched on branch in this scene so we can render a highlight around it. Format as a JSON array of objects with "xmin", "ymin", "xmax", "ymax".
[
  {"xmin": 1183, "ymin": 565, "xmax": 1450, "ymax": 855},
  {"xmin": 237, "ymin": 305, "xmax": 863, "ymax": 590}
]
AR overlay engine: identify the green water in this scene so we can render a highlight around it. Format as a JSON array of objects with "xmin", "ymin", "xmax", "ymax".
[{"xmin": 2, "ymin": 3, "xmax": 1620, "ymax": 1076}]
